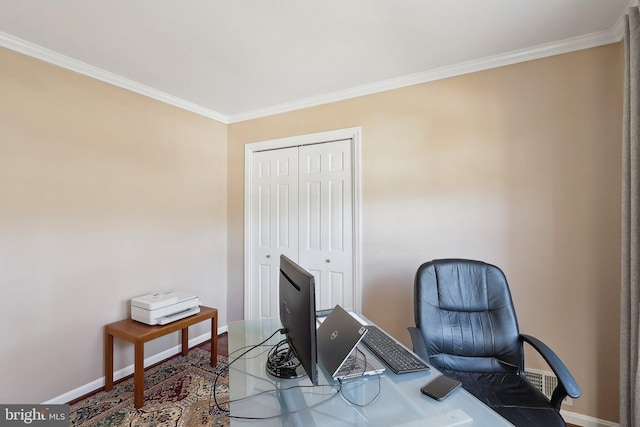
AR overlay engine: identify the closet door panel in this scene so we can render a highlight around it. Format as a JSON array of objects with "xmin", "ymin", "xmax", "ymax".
[
  {"xmin": 249, "ymin": 148, "xmax": 298, "ymax": 319},
  {"xmin": 298, "ymin": 140, "xmax": 354, "ymax": 311}
]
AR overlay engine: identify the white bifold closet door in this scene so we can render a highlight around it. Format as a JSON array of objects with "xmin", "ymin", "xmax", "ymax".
[{"xmin": 249, "ymin": 139, "xmax": 353, "ymax": 319}]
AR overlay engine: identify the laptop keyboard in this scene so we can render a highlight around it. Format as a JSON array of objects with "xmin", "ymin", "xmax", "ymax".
[
  {"xmin": 361, "ymin": 325, "xmax": 430, "ymax": 374},
  {"xmin": 335, "ymin": 355, "xmax": 366, "ymax": 377}
]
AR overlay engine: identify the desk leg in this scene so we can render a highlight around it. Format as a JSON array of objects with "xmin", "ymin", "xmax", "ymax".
[
  {"xmin": 211, "ymin": 315, "xmax": 217, "ymax": 367},
  {"xmin": 134, "ymin": 341, "xmax": 144, "ymax": 409},
  {"xmin": 104, "ymin": 331, "xmax": 114, "ymax": 391},
  {"xmin": 181, "ymin": 327, "xmax": 189, "ymax": 357}
]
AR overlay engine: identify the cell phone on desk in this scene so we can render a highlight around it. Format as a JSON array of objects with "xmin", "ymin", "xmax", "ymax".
[{"xmin": 420, "ymin": 375, "xmax": 461, "ymax": 401}]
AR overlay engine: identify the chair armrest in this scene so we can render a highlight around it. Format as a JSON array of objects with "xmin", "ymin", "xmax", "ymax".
[
  {"xmin": 520, "ymin": 334, "xmax": 581, "ymax": 409},
  {"xmin": 407, "ymin": 326, "xmax": 429, "ymax": 360}
]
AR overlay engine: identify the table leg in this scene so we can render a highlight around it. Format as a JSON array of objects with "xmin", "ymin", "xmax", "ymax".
[
  {"xmin": 211, "ymin": 315, "xmax": 217, "ymax": 366},
  {"xmin": 104, "ymin": 331, "xmax": 114, "ymax": 391},
  {"xmin": 134, "ymin": 341, "xmax": 144, "ymax": 409},
  {"xmin": 181, "ymin": 327, "xmax": 189, "ymax": 357}
]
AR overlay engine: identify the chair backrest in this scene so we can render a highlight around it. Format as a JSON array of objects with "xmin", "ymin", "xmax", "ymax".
[{"xmin": 414, "ymin": 259, "xmax": 523, "ymax": 374}]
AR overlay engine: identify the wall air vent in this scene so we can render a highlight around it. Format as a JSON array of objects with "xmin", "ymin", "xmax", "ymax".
[{"xmin": 524, "ymin": 368, "xmax": 570, "ymax": 405}]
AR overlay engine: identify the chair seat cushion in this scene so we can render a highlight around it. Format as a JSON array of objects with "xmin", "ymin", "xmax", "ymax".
[{"xmin": 440, "ymin": 370, "xmax": 566, "ymax": 427}]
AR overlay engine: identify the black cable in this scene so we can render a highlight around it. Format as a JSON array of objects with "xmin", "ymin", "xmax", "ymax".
[
  {"xmin": 209, "ymin": 330, "xmax": 382, "ymax": 421},
  {"xmin": 337, "ymin": 348, "xmax": 382, "ymax": 407},
  {"xmin": 265, "ymin": 339, "xmax": 302, "ymax": 379},
  {"xmin": 209, "ymin": 329, "xmax": 343, "ymax": 421},
  {"xmin": 209, "ymin": 327, "xmax": 284, "ymax": 414},
  {"xmin": 213, "ymin": 340, "xmax": 343, "ymax": 421}
]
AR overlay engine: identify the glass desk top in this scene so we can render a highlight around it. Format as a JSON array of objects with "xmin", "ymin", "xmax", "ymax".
[{"xmin": 227, "ymin": 318, "xmax": 513, "ymax": 427}]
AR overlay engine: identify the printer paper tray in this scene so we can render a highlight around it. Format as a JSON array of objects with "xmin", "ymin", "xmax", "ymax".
[{"xmin": 157, "ymin": 306, "xmax": 201, "ymax": 325}]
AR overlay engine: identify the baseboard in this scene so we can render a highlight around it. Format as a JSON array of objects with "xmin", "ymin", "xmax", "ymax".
[
  {"xmin": 42, "ymin": 325, "xmax": 228, "ymax": 404},
  {"xmin": 562, "ymin": 409, "xmax": 619, "ymax": 427}
]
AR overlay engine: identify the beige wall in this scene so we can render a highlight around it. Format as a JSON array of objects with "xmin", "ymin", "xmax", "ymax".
[
  {"xmin": 228, "ymin": 44, "xmax": 623, "ymax": 421},
  {"xmin": 0, "ymin": 47, "xmax": 228, "ymax": 403},
  {"xmin": 0, "ymin": 38, "xmax": 623, "ymax": 422}
]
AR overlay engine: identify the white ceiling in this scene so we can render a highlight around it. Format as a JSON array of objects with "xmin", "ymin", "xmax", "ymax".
[{"xmin": 0, "ymin": 0, "xmax": 632, "ymax": 123}]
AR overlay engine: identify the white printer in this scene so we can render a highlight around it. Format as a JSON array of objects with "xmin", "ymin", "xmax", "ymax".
[{"xmin": 131, "ymin": 292, "xmax": 200, "ymax": 325}]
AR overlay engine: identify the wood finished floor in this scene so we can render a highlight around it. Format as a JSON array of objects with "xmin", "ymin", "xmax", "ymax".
[{"xmin": 198, "ymin": 332, "xmax": 228, "ymax": 356}]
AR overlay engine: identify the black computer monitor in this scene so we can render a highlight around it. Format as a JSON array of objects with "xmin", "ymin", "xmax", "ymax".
[{"xmin": 265, "ymin": 254, "xmax": 318, "ymax": 385}]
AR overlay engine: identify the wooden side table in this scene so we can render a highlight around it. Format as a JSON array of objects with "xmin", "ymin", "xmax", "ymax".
[{"xmin": 104, "ymin": 305, "xmax": 218, "ymax": 409}]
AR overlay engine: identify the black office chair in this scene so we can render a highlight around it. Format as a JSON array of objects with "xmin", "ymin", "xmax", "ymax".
[{"xmin": 408, "ymin": 259, "xmax": 581, "ymax": 427}]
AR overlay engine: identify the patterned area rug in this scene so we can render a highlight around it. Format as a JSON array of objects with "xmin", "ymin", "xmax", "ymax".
[{"xmin": 69, "ymin": 348, "xmax": 229, "ymax": 426}]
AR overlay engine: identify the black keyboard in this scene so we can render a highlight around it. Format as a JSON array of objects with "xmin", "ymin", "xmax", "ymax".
[{"xmin": 361, "ymin": 325, "xmax": 430, "ymax": 374}]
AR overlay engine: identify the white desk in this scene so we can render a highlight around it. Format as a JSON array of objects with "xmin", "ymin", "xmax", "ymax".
[{"xmin": 227, "ymin": 318, "xmax": 513, "ymax": 426}]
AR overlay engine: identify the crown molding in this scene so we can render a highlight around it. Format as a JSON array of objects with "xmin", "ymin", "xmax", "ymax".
[
  {"xmin": 0, "ymin": 31, "xmax": 229, "ymax": 123},
  {"xmin": 227, "ymin": 28, "xmax": 621, "ymax": 123},
  {"xmin": 0, "ymin": 24, "xmax": 624, "ymax": 126}
]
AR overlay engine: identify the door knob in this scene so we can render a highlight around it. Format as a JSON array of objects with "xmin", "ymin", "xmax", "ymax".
[
  {"xmin": 326, "ymin": 259, "xmax": 331, "ymax": 263},
  {"xmin": 266, "ymin": 255, "xmax": 271, "ymax": 258}
]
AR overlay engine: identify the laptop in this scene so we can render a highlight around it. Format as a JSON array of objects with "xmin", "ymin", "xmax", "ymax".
[{"xmin": 317, "ymin": 305, "xmax": 386, "ymax": 380}]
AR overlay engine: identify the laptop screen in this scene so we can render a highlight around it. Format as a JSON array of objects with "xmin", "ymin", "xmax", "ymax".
[{"xmin": 316, "ymin": 305, "xmax": 368, "ymax": 376}]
